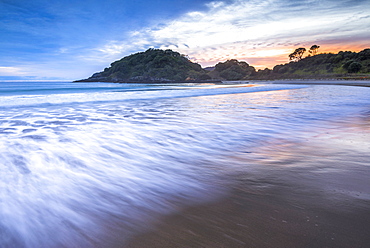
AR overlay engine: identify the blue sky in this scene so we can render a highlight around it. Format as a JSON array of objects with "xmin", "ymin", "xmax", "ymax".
[{"xmin": 1, "ymin": 0, "xmax": 369, "ymax": 80}]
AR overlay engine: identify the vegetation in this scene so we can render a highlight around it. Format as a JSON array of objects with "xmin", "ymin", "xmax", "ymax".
[
  {"xmin": 80, "ymin": 48, "xmax": 210, "ymax": 82},
  {"xmin": 289, "ymin": 47, "xmax": 307, "ymax": 62},
  {"xmin": 289, "ymin": 45, "xmax": 320, "ymax": 62},
  {"xmin": 77, "ymin": 47, "xmax": 370, "ymax": 83},
  {"xmin": 211, "ymin": 59, "xmax": 256, "ymax": 80},
  {"xmin": 253, "ymin": 48, "xmax": 370, "ymax": 80},
  {"xmin": 308, "ymin": 45, "xmax": 320, "ymax": 56}
]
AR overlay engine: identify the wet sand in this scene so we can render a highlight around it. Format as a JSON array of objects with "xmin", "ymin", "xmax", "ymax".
[
  {"xmin": 126, "ymin": 124, "xmax": 370, "ymax": 248},
  {"xmin": 125, "ymin": 181, "xmax": 370, "ymax": 248}
]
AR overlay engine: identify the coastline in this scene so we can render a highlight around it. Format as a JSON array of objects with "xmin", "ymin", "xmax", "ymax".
[
  {"xmin": 73, "ymin": 79, "xmax": 224, "ymax": 84},
  {"xmin": 73, "ymin": 78, "xmax": 370, "ymax": 87},
  {"xmin": 1, "ymin": 81, "xmax": 369, "ymax": 247},
  {"xmin": 251, "ymin": 79, "xmax": 370, "ymax": 87}
]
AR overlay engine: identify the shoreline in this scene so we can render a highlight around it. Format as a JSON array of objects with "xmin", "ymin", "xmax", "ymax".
[
  {"xmin": 73, "ymin": 79, "xmax": 224, "ymax": 84},
  {"xmin": 73, "ymin": 79, "xmax": 370, "ymax": 87},
  {"xmin": 251, "ymin": 80, "xmax": 370, "ymax": 87}
]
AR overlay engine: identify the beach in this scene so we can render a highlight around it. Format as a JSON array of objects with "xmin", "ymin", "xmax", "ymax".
[
  {"xmin": 126, "ymin": 130, "xmax": 370, "ymax": 247},
  {"xmin": 126, "ymin": 182, "xmax": 370, "ymax": 248},
  {"xmin": 125, "ymin": 103, "xmax": 370, "ymax": 247},
  {"xmin": 0, "ymin": 81, "xmax": 369, "ymax": 247}
]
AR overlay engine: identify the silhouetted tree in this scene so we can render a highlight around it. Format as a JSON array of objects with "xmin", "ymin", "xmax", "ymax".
[
  {"xmin": 309, "ymin": 45, "xmax": 320, "ymax": 56},
  {"xmin": 289, "ymin": 52, "xmax": 297, "ymax": 61},
  {"xmin": 289, "ymin": 48, "xmax": 306, "ymax": 62},
  {"xmin": 295, "ymin": 48, "xmax": 306, "ymax": 60}
]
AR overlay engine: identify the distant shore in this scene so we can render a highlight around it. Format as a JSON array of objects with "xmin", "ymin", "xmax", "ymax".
[
  {"xmin": 251, "ymin": 79, "xmax": 370, "ymax": 87},
  {"xmin": 73, "ymin": 79, "xmax": 224, "ymax": 84},
  {"xmin": 74, "ymin": 79, "xmax": 370, "ymax": 87}
]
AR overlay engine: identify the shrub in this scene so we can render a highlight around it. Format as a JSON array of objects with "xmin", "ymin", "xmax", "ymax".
[{"xmin": 347, "ymin": 62, "xmax": 362, "ymax": 73}]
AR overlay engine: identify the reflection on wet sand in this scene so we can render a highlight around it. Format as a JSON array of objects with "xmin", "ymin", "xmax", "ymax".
[
  {"xmin": 1, "ymin": 83, "xmax": 369, "ymax": 247},
  {"xmin": 126, "ymin": 114, "xmax": 370, "ymax": 248}
]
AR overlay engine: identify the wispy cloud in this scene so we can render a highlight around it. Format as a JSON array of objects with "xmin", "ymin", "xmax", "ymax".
[
  {"xmin": 0, "ymin": 66, "xmax": 25, "ymax": 75},
  {"xmin": 1, "ymin": 0, "xmax": 369, "ymax": 78},
  {"xmin": 93, "ymin": 0, "xmax": 370, "ymax": 68}
]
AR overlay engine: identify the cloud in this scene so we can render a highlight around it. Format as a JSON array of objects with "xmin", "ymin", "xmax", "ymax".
[
  {"xmin": 3, "ymin": 0, "xmax": 368, "ymax": 79},
  {"xmin": 92, "ymin": 0, "xmax": 370, "ymax": 68},
  {"xmin": 0, "ymin": 66, "xmax": 26, "ymax": 75}
]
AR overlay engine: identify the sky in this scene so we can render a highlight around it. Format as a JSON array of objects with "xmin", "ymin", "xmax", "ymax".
[{"xmin": 1, "ymin": 0, "xmax": 369, "ymax": 80}]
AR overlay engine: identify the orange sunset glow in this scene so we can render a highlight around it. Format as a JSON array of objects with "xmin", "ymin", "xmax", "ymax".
[{"xmin": 182, "ymin": 41, "xmax": 370, "ymax": 70}]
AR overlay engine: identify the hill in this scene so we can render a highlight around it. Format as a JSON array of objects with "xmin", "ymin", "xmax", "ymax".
[
  {"xmin": 77, "ymin": 48, "xmax": 370, "ymax": 83},
  {"xmin": 209, "ymin": 59, "xmax": 256, "ymax": 80},
  {"xmin": 253, "ymin": 48, "xmax": 370, "ymax": 80},
  {"xmin": 77, "ymin": 48, "xmax": 211, "ymax": 82}
]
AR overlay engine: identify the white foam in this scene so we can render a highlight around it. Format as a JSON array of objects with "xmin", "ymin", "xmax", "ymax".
[
  {"xmin": 0, "ymin": 84, "xmax": 306, "ymax": 108},
  {"xmin": 0, "ymin": 103, "xmax": 228, "ymax": 247}
]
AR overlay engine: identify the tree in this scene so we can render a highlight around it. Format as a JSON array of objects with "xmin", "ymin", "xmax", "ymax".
[
  {"xmin": 289, "ymin": 48, "xmax": 306, "ymax": 62},
  {"xmin": 343, "ymin": 60, "xmax": 354, "ymax": 70},
  {"xmin": 347, "ymin": 62, "xmax": 362, "ymax": 73},
  {"xmin": 289, "ymin": 52, "xmax": 297, "ymax": 61},
  {"xmin": 214, "ymin": 59, "xmax": 256, "ymax": 80},
  {"xmin": 295, "ymin": 48, "xmax": 306, "ymax": 60},
  {"xmin": 309, "ymin": 45, "xmax": 320, "ymax": 56},
  {"xmin": 83, "ymin": 49, "xmax": 207, "ymax": 82}
]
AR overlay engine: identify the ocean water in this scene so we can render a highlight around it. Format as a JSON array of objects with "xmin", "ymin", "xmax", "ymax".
[{"xmin": 0, "ymin": 81, "xmax": 369, "ymax": 247}]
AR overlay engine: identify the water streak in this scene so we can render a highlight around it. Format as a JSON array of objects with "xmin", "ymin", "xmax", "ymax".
[{"xmin": 0, "ymin": 81, "xmax": 369, "ymax": 247}]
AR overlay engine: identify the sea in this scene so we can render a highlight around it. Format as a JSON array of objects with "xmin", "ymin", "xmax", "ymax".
[{"xmin": 0, "ymin": 80, "xmax": 369, "ymax": 247}]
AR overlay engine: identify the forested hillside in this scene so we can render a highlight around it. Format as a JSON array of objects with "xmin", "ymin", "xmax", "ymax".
[
  {"xmin": 77, "ymin": 48, "xmax": 370, "ymax": 82},
  {"xmin": 210, "ymin": 59, "xmax": 256, "ymax": 80},
  {"xmin": 79, "ymin": 48, "xmax": 210, "ymax": 82},
  {"xmin": 253, "ymin": 48, "xmax": 370, "ymax": 79}
]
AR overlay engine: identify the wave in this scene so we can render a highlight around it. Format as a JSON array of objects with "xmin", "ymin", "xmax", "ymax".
[
  {"xmin": 0, "ymin": 82, "xmax": 369, "ymax": 247},
  {"xmin": 0, "ymin": 83, "xmax": 306, "ymax": 108}
]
